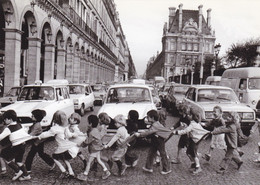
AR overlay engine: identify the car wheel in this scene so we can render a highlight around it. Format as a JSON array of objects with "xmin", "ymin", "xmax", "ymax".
[
  {"xmin": 79, "ymin": 104, "xmax": 85, "ymax": 116},
  {"xmin": 90, "ymin": 105, "xmax": 94, "ymax": 111}
]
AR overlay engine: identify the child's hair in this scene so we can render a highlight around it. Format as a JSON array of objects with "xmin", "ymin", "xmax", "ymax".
[
  {"xmin": 229, "ymin": 111, "xmax": 240, "ymax": 124},
  {"xmin": 3, "ymin": 110, "xmax": 17, "ymax": 122},
  {"xmin": 114, "ymin": 114, "xmax": 127, "ymax": 126},
  {"xmin": 98, "ymin": 112, "xmax": 110, "ymax": 125},
  {"xmin": 52, "ymin": 110, "xmax": 68, "ymax": 126},
  {"xmin": 128, "ymin": 110, "xmax": 139, "ymax": 121},
  {"xmin": 158, "ymin": 110, "xmax": 167, "ymax": 126},
  {"xmin": 88, "ymin": 115, "xmax": 99, "ymax": 128},
  {"xmin": 182, "ymin": 104, "xmax": 190, "ymax": 115},
  {"xmin": 213, "ymin": 105, "xmax": 222, "ymax": 114},
  {"xmin": 70, "ymin": 112, "xmax": 81, "ymax": 124},
  {"xmin": 32, "ymin": 109, "xmax": 46, "ymax": 122},
  {"xmin": 0, "ymin": 115, "xmax": 4, "ymax": 125},
  {"xmin": 190, "ymin": 108, "xmax": 201, "ymax": 123},
  {"xmin": 147, "ymin": 110, "xmax": 159, "ymax": 121}
]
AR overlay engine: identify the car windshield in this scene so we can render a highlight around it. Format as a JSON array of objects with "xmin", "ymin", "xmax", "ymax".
[
  {"xmin": 69, "ymin": 85, "xmax": 84, "ymax": 94},
  {"xmin": 91, "ymin": 85, "xmax": 104, "ymax": 92},
  {"xmin": 248, "ymin": 78, "xmax": 260, "ymax": 90},
  {"xmin": 197, "ymin": 89, "xmax": 238, "ymax": 102},
  {"xmin": 174, "ymin": 86, "xmax": 189, "ymax": 95},
  {"xmin": 17, "ymin": 86, "xmax": 55, "ymax": 101},
  {"xmin": 106, "ymin": 87, "xmax": 151, "ymax": 103},
  {"xmin": 6, "ymin": 87, "xmax": 20, "ymax": 97}
]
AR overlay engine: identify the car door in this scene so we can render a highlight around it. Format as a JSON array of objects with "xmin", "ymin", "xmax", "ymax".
[{"xmin": 58, "ymin": 87, "xmax": 74, "ymax": 115}]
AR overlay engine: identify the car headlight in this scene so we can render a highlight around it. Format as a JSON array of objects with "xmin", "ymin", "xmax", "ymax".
[
  {"xmin": 73, "ymin": 99, "xmax": 79, "ymax": 104},
  {"xmin": 241, "ymin": 112, "xmax": 254, "ymax": 120},
  {"xmin": 205, "ymin": 111, "xmax": 214, "ymax": 119}
]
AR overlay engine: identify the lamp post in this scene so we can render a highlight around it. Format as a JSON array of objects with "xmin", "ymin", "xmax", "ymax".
[{"xmin": 214, "ymin": 43, "xmax": 221, "ymax": 74}]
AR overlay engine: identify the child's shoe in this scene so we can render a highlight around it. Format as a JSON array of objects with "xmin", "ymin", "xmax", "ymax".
[
  {"xmin": 202, "ymin": 154, "xmax": 211, "ymax": 161},
  {"xmin": 132, "ymin": 159, "xmax": 139, "ymax": 167},
  {"xmin": 142, "ymin": 166, "xmax": 153, "ymax": 173},
  {"xmin": 161, "ymin": 169, "xmax": 172, "ymax": 175},
  {"xmin": 19, "ymin": 175, "xmax": 31, "ymax": 181},
  {"xmin": 216, "ymin": 168, "xmax": 225, "ymax": 174},
  {"xmin": 192, "ymin": 167, "xmax": 202, "ymax": 175},
  {"xmin": 12, "ymin": 170, "xmax": 23, "ymax": 181},
  {"xmin": 102, "ymin": 170, "xmax": 111, "ymax": 179},
  {"xmin": 77, "ymin": 173, "xmax": 88, "ymax": 181},
  {"xmin": 0, "ymin": 170, "xmax": 7, "ymax": 176},
  {"xmin": 171, "ymin": 158, "xmax": 181, "ymax": 164}
]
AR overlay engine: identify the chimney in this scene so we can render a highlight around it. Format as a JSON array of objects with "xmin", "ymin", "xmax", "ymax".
[
  {"xmin": 198, "ymin": 5, "xmax": 203, "ymax": 33},
  {"xmin": 168, "ymin": 7, "xmax": 176, "ymax": 25},
  {"xmin": 207, "ymin": 8, "xmax": 212, "ymax": 29},
  {"xmin": 178, "ymin": 4, "xmax": 183, "ymax": 32}
]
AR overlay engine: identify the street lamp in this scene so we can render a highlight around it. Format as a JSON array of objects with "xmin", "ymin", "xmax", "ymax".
[
  {"xmin": 214, "ymin": 43, "xmax": 221, "ymax": 72},
  {"xmin": 30, "ymin": 21, "xmax": 37, "ymax": 36},
  {"xmin": 4, "ymin": 7, "xmax": 13, "ymax": 25}
]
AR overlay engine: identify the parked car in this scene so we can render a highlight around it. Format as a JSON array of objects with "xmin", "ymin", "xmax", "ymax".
[
  {"xmin": 205, "ymin": 76, "xmax": 221, "ymax": 85},
  {"xmin": 165, "ymin": 83, "xmax": 190, "ymax": 116},
  {"xmin": 183, "ymin": 85, "xmax": 256, "ymax": 136},
  {"xmin": 68, "ymin": 84, "xmax": 95, "ymax": 116},
  {"xmin": 159, "ymin": 83, "xmax": 172, "ymax": 107},
  {"xmin": 0, "ymin": 86, "xmax": 22, "ymax": 107},
  {"xmin": 0, "ymin": 80, "xmax": 75, "ymax": 130},
  {"xmin": 97, "ymin": 83, "xmax": 157, "ymax": 135},
  {"xmin": 91, "ymin": 84, "xmax": 107, "ymax": 105},
  {"xmin": 149, "ymin": 85, "xmax": 162, "ymax": 110}
]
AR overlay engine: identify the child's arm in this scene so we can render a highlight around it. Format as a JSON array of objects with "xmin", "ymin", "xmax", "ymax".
[
  {"xmin": 38, "ymin": 126, "xmax": 57, "ymax": 139},
  {"xmin": 212, "ymin": 125, "xmax": 232, "ymax": 135},
  {"xmin": 0, "ymin": 127, "xmax": 11, "ymax": 141},
  {"xmin": 176, "ymin": 123, "xmax": 193, "ymax": 135}
]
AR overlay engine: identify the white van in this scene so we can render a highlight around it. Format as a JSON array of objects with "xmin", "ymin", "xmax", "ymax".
[
  {"xmin": 205, "ymin": 76, "xmax": 221, "ymax": 86},
  {"xmin": 220, "ymin": 67, "xmax": 260, "ymax": 109}
]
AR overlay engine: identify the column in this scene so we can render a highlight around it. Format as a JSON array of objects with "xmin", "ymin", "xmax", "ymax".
[
  {"xmin": 65, "ymin": 51, "xmax": 73, "ymax": 83},
  {"xmin": 44, "ymin": 44, "xmax": 55, "ymax": 83},
  {"xmin": 27, "ymin": 37, "xmax": 42, "ymax": 84},
  {"xmin": 3, "ymin": 29, "xmax": 22, "ymax": 94},
  {"xmin": 56, "ymin": 49, "xmax": 66, "ymax": 79},
  {"xmin": 80, "ymin": 57, "xmax": 85, "ymax": 82},
  {"xmin": 73, "ymin": 53, "xmax": 80, "ymax": 83}
]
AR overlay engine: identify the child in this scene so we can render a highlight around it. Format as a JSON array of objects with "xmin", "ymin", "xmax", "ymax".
[
  {"xmin": 25, "ymin": 109, "xmax": 55, "ymax": 173},
  {"xmin": 158, "ymin": 110, "xmax": 167, "ymax": 127},
  {"xmin": 171, "ymin": 104, "xmax": 191, "ymax": 164},
  {"xmin": 0, "ymin": 110, "xmax": 32, "ymax": 181},
  {"xmin": 135, "ymin": 110, "xmax": 172, "ymax": 175},
  {"xmin": 0, "ymin": 115, "xmax": 8, "ymax": 176},
  {"xmin": 104, "ymin": 114, "xmax": 129, "ymax": 176},
  {"xmin": 212, "ymin": 111, "xmax": 243, "ymax": 174},
  {"xmin": 201, "ymin": 106, "xmax": 226, "ymax": 161},
  {"xmin": 173, "ymin": 108, "xmax": 209, "ymax": 175},
  {"xmin": 77, "ymin": 115, "xmax": 111, "ymax": 181},
  {"xmin": 125, "ymin": 110, "xmax": 139, "ymax": 167},
  {"xmin": 38, "ymin": 110, "xmax": 79, "ymax": 178},
  {"xmin": 67, "ymin": 113, "xmax": 87, "ymax": 169}
]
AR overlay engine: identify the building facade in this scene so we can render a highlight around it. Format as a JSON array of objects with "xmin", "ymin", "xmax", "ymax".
[
  {"xmin": 0, "ymin": 0, "xmax": 136, "ymax": 95},
  {"xmin": 146, "ymin": 4, "xmax": 215, "ymax": 83}
]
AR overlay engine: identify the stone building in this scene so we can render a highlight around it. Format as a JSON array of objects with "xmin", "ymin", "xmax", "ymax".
[
  {"xmin": 0, "ymin": 0, "xmax": 136, "ymax": 94},
  {"xmin": 146, "ymin": 4, "xmax": 215, "ymax": 84}
]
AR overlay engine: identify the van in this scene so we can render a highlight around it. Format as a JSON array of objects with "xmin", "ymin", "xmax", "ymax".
[
  {"xmin": 220, "ymin": 67, "xmax": 260, "ymax": 109},
  {"xmin": 205, "ymin": 76, "xmax": 221, "ymax": 86}
]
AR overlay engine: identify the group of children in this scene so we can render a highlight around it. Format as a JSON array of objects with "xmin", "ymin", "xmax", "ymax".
[{"xmin": 0, "ymin": 104, "xmax": 253, "ymax": 182}]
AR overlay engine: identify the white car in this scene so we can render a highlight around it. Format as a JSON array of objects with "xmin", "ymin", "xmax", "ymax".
[
  {"xmin": 91, "ymin": 84, "xmax": 107, "ymax": 105},
  {"xmin": 183, "ymin": 85, "xmax": 256, "ymax": 136},
  {"xmin": 98, "ymin": 83, "xmax": 157, "ymax": 134},
  {"xmin": 0, "ymin": 80, "xmax": 75, "ymax": 130},
  {"xmin": 0, "ymin": 86, "xmax": 22, "ymax": 107},
  {"xmin": 68, "ymin": 84, "xmax": 95, "ymax": 116}
]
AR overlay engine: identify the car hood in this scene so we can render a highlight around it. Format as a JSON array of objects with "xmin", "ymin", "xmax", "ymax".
[
  {"xmin": 0, "ymin": 101, "xmax": 54, "ymax": 117},
  {"xmin": 98, "ymin": 103, "xmax": 156, "ymax": 119},
  {"xmin": 69, "ymin": 94, "xmax": 84, "ymax": 99},
  {"xmin": 198, "ymin": 102, "xmax": 254, "ymax": 112}
]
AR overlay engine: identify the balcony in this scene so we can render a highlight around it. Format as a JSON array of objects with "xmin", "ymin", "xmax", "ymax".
[{"xmin": 99, "ymin": 40, "xmax": 116, "ymax": 59}]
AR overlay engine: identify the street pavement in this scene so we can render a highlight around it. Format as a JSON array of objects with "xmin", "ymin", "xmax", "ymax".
[{"xmin": 1, "ymin": 107, "xmax": 260, "ymax": 185}]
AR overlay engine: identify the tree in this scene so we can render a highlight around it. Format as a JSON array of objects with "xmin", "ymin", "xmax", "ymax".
[{"xmin": 226, "ymin": 38, "xmax": 260, "ymax": 67}]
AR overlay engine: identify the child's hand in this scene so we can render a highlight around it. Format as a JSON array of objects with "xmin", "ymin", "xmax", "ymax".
[
  {"xmin": 103, "ymin": 145, "xmax": 108, "ymax": 149},
  {"xmin": 172, "ymin": 130, "xmax": 178, "ymax": 135},
  {"xmin": 170, "ymin": 127, "xmax": 174, "ymax": 131},
  {"xmin": 134, "ymin": 133, "xmax": 140, "ymax": 137}
]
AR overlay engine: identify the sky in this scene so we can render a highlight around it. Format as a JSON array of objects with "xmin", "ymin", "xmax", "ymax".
[{"xmin": 114, "ymin": 0, "xmax": 260, "ymax": 76}]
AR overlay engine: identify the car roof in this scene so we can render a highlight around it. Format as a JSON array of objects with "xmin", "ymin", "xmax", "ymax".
[
  {"xmin": 222, "ymin": 67, "xmax": 260, "ymax": 78},
  {"xmin": 69, "ymin": 84, "xmax": 90, "ymax": 86},
  {"xmin": 108, "ymin": 83, "xmax": 150, "ymax": 89},
  {"xmin": 189, "ymin": 84, "xmax": 232, "ymax": 90}
]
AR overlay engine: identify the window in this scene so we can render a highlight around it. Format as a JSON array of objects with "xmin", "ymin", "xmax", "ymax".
[
  {"xmin": 181, "ymin": 43, "xmax": 186, "ymax": 51},
  {"xmin": 239, "ymin": 79, "xmax": 247, "ymax": 90},
  {"xmin": 193, "ymin": 44, "xmax": 198, "ymax": 51},
  {"xmin": 187, "ymin": 43, "xmax": 192, "ymax": 51},
  {"xmin": 187, "ymin": 88, "xmax": 196, "ymax": 101}
]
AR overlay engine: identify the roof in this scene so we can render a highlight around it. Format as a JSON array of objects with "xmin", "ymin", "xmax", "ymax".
[
  {"xmin": 108, "ymin": 83, "xmax": 150, "ymax": 89},
  {"xmin": 190, "ymin": 84, "xmax": 232, "ymax": 90},
  {"xmin": 205, "ymin": 76, "xmax": 222, "ymax": 81},
  {"xmin": 222, "ymin": 67, "xmax": 260, "ymax": 78}
]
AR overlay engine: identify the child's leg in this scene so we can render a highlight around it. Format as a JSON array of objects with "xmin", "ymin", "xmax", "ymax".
[
  {"xmin": 84, "ymin": 156, "xmax": 95, "ymax": 175},
  {"xmin": 77, "ymin": 151, "xmax": 87, "ymax": 169},
  {"xmin": 0, "ymin": 157, "xmax": 6, "ymax": 172},
  {"xmin": 64, "ymin": 160, "xmax": 74, "ymax": 176},
  {"xmin": 96, "ymin": 152, "xmax": 108, "ymax": 171},
  {"xmin": 53, "ymin": 159, "xmax": 66, "ymax": 173}
]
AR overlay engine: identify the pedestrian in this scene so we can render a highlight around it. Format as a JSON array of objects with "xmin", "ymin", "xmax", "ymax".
[
  {"xmin": 125, "ymin": 110, "xmax": 139, "ymax": 167},
  {"xmin": 67, "ymin": 112, "xmax": 87, "ymax": 169},
  {"xmin": 171, "ymin": 104, "xmax": 191, "ymax": 164},
  {"xmin": 77, "ymin": 115, "xmax": 111, "ymax": 181},
  {"xmin": 0, "ymin": 115, "xmax": 8, "ymax": 176},
  {"xmin": 37, "ymin": 110, "xmax": 79, "ymax": 178},
  {"xmin": 211, "ymin": 111, "xmax": 243, "ymax": 174},
  {"xmin": 25, "ymin": 109, "xmax": 55, "ymax": 174},
  {"xmin": 135, "ymin": 110, "xmax": 172, "ymax": 175},
  {"xmin": 104, "ymin": 114, "xmax": 129, "ymax": 176},
  {"xmin": 0, "ymin": 110, "xmax": 32, "ymax": 181},
  {"xmin": 201, "ymin": 105, "xmax": 226, "ymax": 161},
  {"xmin": 173, "ymin": 108, "xmax": 210, "ymax": 175}
]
